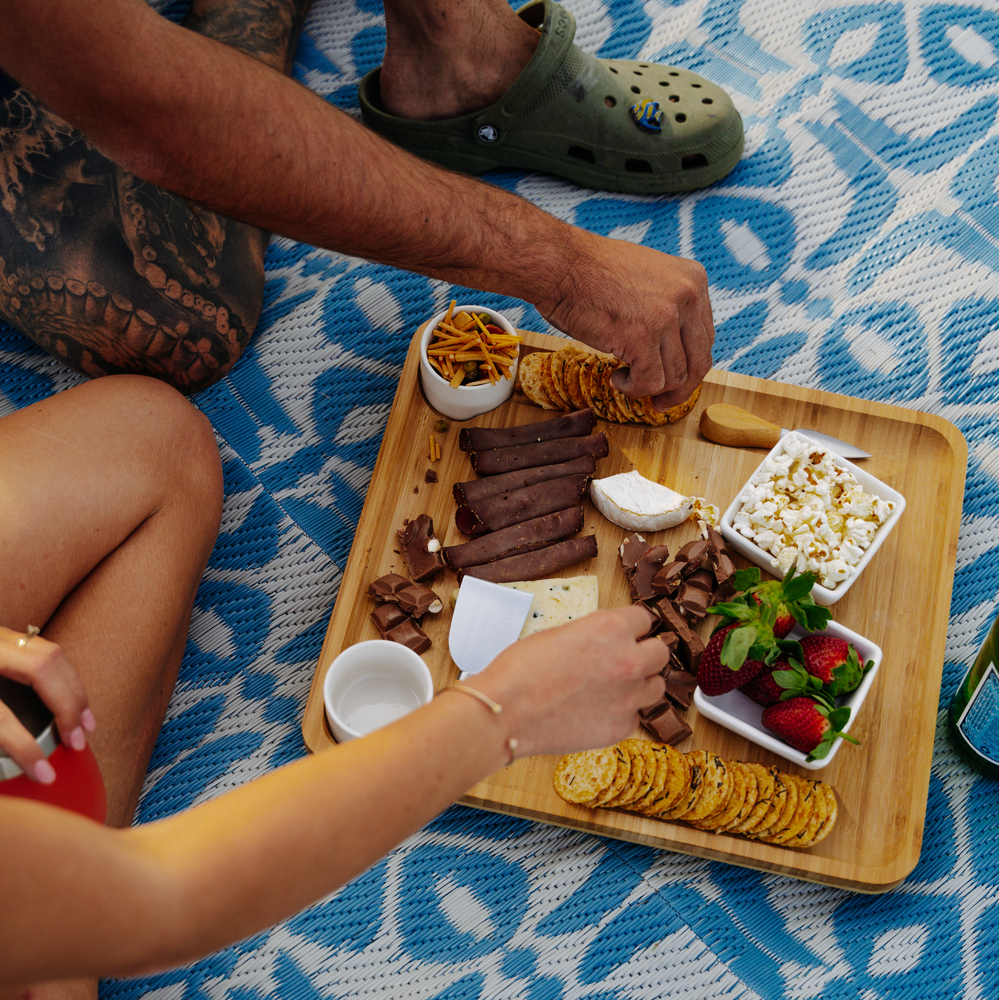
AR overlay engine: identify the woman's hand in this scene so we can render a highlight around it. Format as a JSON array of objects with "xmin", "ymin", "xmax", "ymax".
[{"xmin": 0, "ymin": 625, "xmax": 95, "ymax": 782}]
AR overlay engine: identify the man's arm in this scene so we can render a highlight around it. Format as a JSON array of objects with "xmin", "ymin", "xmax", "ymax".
[
  {"xmin": 0, "ymin": 607, "xmax": 666, "ymax": 983},
  {"xmin": 0, "ymin": 0, "xmax": 712, "ymax": 405}
]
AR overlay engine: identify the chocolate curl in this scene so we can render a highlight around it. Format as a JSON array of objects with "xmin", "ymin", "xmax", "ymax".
[
  {"xmin": 458, "ymin": 408, "xmax": 596, "ymax": 452},
  {"xmin": 444, "ymin": 507, "xmax": 583, "ymax": 570},
  {"xmin": 455, "ymin": 474, "xmax": 590, "ymax": 535},
  {"xmin": 459, "ymin": 535, "xmax": 597, "ymax": 584},
  {"xmin": 453, "ymin": 454, "xmax": 595, "ymax": 506},
  {"xmin": 470, "ymin": 432, "xmax": 608, "ymax": 476}
]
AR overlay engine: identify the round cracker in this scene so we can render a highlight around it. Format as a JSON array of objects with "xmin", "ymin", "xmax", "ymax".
[
  {"xmin": 518, "ymin": 352, "xmax": 560, "ymax": 410},
  {"xmin": 783, "ymin": 777, "xmax": 829, "ymax": 849},
  {"xmin": 557, "ymin": 348, "xmax": 588, "ymax": 409},
  {"xmin": 730, "ymin": 764, "xmax": 783, "ymax": 835},
  {"xmin": 678, "ymin": 751, "xmax": 733, "ymax": 823},
  {"xmin": 717, "ymin": 762, "xmax": 760, "ymax": 833},
  {"xmin": 799, "ymin": 782, "xmax": 838, "ymax": 847},
  {"xmin": 757, "ymin": 775, "xmax": 814, "ymax": 845},
  {"xmin": 596, "ymin": 361, "xmax": 629, "ymax": 423},
  {"xmin": 605, "ymin": 739, "xmax": 655, "ymax": 808},
  {"xmin": 540, "ymin": 352, "xmax": 571, "ymax": 411},
  {"xmin": 691, "ymin": 759, "xmax": 752, "ymax": 832},
  {"xmin": 552, "ymin": 747, "xmax": 619, "ymax": 804},
  {"xmin": 750, "ymin": 769, "xmax": 798, "ymax": 839},
  {"xmin": 635, "ymin": 744, "xmax": 691, "ymax": 816},
  {"xmin": 589, "ymin": 744, "xmax": 632, "ymax": 807}
]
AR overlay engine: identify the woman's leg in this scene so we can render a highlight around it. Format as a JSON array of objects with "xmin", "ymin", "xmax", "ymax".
[
  {"xmin": 0, "ymin": 374, "xmax": 223, "ymax": 1000},
  {"xmin": 0, "ymin": 0, "xmax": 311, "ymax": 394}
]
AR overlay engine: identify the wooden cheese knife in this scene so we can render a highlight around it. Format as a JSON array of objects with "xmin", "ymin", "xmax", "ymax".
[{"xmin": 699, "ymin": 404, "xmax": 871, "ymax": 459}]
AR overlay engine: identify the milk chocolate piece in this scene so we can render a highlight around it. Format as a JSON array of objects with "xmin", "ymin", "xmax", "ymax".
[
  {"xmin": 470, "ymin": 432, "xmax": 608, "ymax": 476},
  {"xmin": 657, "ymin": 631, "xmax": 679, "ymax": 656},
  {"xmin": 398, "ymin": 513, "xmax": 445, "ymax": 582},
  {"xmin": 675, "ymin": 538, "xmax": 711, "ymax": 575},
  {"xmin": 684, "ymin": 568, "xmax": 716, "ymax": 592},
  {"xmin": 453, "ymin": 455, "xmax": 595, "ymax": 507},
  {"xmin": 663, "ymin": 665, "xmax": 697, "ymax": 710},
  {"xmin": 459, "ymin": 408, "xmax": 596, "ymax": 452},
  {"xmin": 618, "ymin": 533, "xmax": 648, "ymax": 578},
  {"xmin": 444, "ymin": 507, "xmax": 583, "ymax": 570},
  {"xmin": 371, "ymin": 603, "xmax": 410, "ymax": 635},
  {"xmin": 654, "ymin": 599, "xmax": 705, "ymax": 674},
  {"xmin": 629, "ymin": 545, "xmax": 670, "ymax": 602},
  {"xmin": 455, "ymin": 474, "xmax": 590, "ymax": 535},
  {"xmin": 459, "ymin": 535, "xmax": 597, "ymax": 584},
  {"xmin": 676, "ymin": 583, "xmax": 713, "ymax": 619},
  {"xmin": 384, "ymin": 617, "xmax": 432, "ymax": 654},
  {"xmin": 425, "ymin": 469, "xmax": 438, "ymax": 484},
  {"xmin": 367, "ymin": 574, "xmax": 410, "ymax": 601},
  {"xmin": 639, "ymin": 698, "xmax": 671, "ymax": 722},
  {"xmin": 642, "ymin": 704, "xmax": 693, "ymax": 746},
  {"xmin": 634, "ymin": 601, "xmax": 661, "ymax": 639},
  {"xmin": 651, "ymin": 561, "xmax": 685, "ymax": 596},
  {"xmin": 396, "ymin": 582, "xmax": 443, "ymax": 617}
]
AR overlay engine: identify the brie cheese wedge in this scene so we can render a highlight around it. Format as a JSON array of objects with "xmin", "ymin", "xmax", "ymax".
[{"xmin": 589, "ymin": 470, "xmax": 718, "ymax": 531}]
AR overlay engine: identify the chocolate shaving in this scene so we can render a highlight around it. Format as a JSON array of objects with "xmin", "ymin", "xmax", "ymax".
[
  {"xmin": 459, "ymin": 535, "xmax": 597, "ymax": 584},
  {"xmin": 470, "ymin": 432, "xmax": 608, "ymax": 476},
  {"xmin": 458, "ymin": 408, "xmax": 596, "ymax": 452}
]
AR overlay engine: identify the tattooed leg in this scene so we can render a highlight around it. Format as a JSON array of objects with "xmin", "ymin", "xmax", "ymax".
[{"xmin": 0, "ymin": 0, "xmax": 312, "ymax": 394}]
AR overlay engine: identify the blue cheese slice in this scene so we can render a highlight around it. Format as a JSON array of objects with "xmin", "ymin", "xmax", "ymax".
[{"xmin": 500, "ymin": 575, "xmax": 599, "ymax": 637}]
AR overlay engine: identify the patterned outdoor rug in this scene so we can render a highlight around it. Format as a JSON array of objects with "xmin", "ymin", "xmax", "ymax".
[{"xmin": 2, "ymin": 0, "xmax": 998, "ymax": 997}]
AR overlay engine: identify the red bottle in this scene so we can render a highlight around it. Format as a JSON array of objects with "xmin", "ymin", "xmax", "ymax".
[{"xmin": 0, "ymin": 677, "xmax": 106, "ymax": 822}]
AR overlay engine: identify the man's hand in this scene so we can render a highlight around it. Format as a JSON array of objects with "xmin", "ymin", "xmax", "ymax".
[
  {"xmin": 537, "ymin": 227, "xmax": 714, "ymax": 410},
  {"xmin": 474, "ymin": 604, "xmax": 667, "ymax": 759}
]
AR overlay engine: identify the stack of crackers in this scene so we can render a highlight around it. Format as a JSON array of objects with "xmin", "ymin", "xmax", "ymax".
[
  {"xmin": 517, "ymin": 343, "xmax": 700, "ymax": 426},
  {"xmin": 553, "ymin": 739, "xmax": 837, "ymax": 849}
]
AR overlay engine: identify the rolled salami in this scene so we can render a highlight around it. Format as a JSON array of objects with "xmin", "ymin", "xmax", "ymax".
[
  {"xmin": 455, "ymin": 474, "xmax": 590, "ymax": 535},
  {"xmin": 459, "ymin": 535, "xmax": 598, "ymax": 583},
  {"xmin": 453, "ymin": 454, "xmax": 595, "ymax": 506},
  {"xmin": 444, "ymin": 507, "xmax": 584, "ymax": 570},
  {"xmin": 458, "ymin": 408, "xmax": 596, "ymax": 452},
  {"xmin": 470, "ymin": 432, "xmax": 608, "ymax": 476}
]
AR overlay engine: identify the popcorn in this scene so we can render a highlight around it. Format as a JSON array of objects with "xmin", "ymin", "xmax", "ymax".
[{"xmin": 733, "ymin": 433, "xmax": 895, "ymax": 589}]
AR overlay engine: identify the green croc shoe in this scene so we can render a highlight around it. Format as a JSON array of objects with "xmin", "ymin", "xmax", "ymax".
[{"xmin": 358, "ymin": 0, "xmax": 744, "ymax": 195}]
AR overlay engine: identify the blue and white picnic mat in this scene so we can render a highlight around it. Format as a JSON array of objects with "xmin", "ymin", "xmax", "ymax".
[{"xmin": 2, "ymin": 0, "xmax": 998, "ymax": 996}]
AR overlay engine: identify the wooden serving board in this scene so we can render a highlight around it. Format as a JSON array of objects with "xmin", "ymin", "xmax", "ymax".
[{"xmin": 302, "ymin": 327, "xmax": 967, "ymax": 893}]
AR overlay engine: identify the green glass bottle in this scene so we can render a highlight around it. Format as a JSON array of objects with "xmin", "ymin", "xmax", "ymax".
[{"xmin": 948, "ymin": 609, "xmax": 999, "ymax": 778}]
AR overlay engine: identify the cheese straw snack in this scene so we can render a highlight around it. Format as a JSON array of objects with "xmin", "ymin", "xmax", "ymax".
[{"xmin": 424, "ymin": 301, "xmax": 523, "ymax": 387}]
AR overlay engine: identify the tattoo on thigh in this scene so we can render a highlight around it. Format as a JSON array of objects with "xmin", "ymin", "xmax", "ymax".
[{"xmin": 0, "ymin": 91, "xmax": 268, "ymax": 393}]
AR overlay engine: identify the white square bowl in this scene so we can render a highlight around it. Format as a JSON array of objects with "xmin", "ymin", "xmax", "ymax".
[
  {"xmin": 719, "ymin": 432, "xmax": 905, "ymax": 606},
  {"xmin": 693, "ymin": 619, "xmax": 882, "ymax": 770}
]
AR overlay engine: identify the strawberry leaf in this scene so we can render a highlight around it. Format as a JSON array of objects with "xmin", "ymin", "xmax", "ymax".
[
  {"xmin": 721, "ymin": 625, "xmax": 756, "ymax": 670},
  {"xmin": 732, "ymin": 567, "xmax": 761, "ymax": 591}
]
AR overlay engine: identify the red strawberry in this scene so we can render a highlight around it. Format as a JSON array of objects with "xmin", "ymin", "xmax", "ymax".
[
  {"xmin": 747, "ymin": 567, "xmax": 833, "ymax": 638},
  {"xmin": 799, "ymin": 636, "xmax": 872, "ymax": 696},
  {"xmin": 739, "ymin": 661, "xmax": 791, "ymax": 706},
  {"xmin": 697, "ymin": 624, "xmax": 770, "ymax": 696},
  {"xmin": 761, "ymin": 697, "xmax": 859, "ymax": 761}
]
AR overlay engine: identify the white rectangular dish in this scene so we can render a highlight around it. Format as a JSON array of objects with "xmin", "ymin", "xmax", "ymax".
[
  {"xmin": 693, "ymin": 619, "xmax": 882, "ymax": 770},
  {"xmin": 719, "ymin": 431, "xmax": 906, "ymax": 606}
]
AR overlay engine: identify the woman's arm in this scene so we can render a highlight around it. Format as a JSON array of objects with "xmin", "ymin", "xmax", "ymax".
[
  {"xmin": 0, "ymin": 606, "xmax": 666, "ymax": 984},
  {"xmin": 0, "ymin": 0, "xmax": 712, "ymax": 406}
]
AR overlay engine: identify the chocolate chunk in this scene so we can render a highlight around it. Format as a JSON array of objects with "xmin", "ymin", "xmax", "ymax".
[
  {"xmin": 459, "ymin": 535, "xmax": 597, "ymax": 584},
  {"xmin": 367, "ymin": 573, "xmax": 411, "ymax": 601},
  {"xmin": 371, "ymin": 603, "xmax": 411, "ymax": 635},
  {"xmin": 663, "ymin": 666, "xmax": 697, "ymax": 710},
  {"xmin": 452, "ymin": 455, "xmax": 595, "ymax": 507},
  {"xmin": 675, "ymin": 538, "xmax": 711, "ymax": 575},
  {"xmin": 642, "ymin": 704, "xmax": 693, "ymax": 746},
  {"xmin": 455, "ymin": 474, "xmax": 590, "ymax": 535},
  {"xmin": 654, "ymin": 599, "xmax": 705, "ymax": 674},
  {"xmin": 384, "ymin": 617, "xmax": 431, "ymax": 654},
  {"xmin": 629, "ymin": 545, "xmax": 670, "ymax": 602},
  {"xmin": 684, "ymin": 568, "xmax": 716, "ymax": 592},
  {"xmin": 657, "ymin": 631, "xmax": 679, "ymax": 656},
  {"xmin": 398, "ymin": 513, "xmax": 445, "ymax": 582},
  {"xmin": 651, "ymin": 561, "xmax": 685, "ymax": 596},
  {"xmin": 445, "ymin": 507, "xmax": 583, "ymax": 570},
  {"xmin": 618, "ymin": 533, "xmax": 648, "ymax": 578},
  {"xmin": 639, "ymin": 697, "xmax": 671, "ymax": 722},
  {"xmin": 676, "ymin": 583, "xmax": 713, "ymax": 619},
  {"xmin": 459, "ymin": 408, "xmax": 596, "ymax": 452},
  {"xmin": 396, "ymin": 582, "xmax": 443, "ymax": 617},
  {"xmin": 425, "ymin": 469, "xmax": 438, "ymax": 484},
  {"xmin": 470, "ymin": 432, "xmax": 608, "ymax": 476},
  {"xmin": 634, "ymin": 601, "xmax": 661, "ymax": 639}
]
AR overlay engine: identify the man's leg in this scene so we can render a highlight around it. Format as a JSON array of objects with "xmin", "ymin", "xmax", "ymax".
[
  {"xmin": 0, "ymin": 375, "xmax": 223, "ymax": 999},
  {"xmin": 378, "ymin": 0, "xmax": 539, "ymax": 121},
  {"xmin": 0, "ymin": 0, "xmax": 311, "ymax": 394}
]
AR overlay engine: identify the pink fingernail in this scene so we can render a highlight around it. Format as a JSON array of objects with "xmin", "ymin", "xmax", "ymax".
[
  {"xmin": 33, "ymin": 759, "xmax": 57, "ymax": 784},
  {"xmin": 81, "ymin": 708, "xmax": 96, "ymax": 732},
  {"xmin": 68, "ymin": 727, "xmax": 87, "ymax": 751}
]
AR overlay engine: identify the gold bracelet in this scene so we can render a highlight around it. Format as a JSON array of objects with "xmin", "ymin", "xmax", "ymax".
[{"xmin": 448, "ymin": 682, "xmax": 519, "ymax": 764}]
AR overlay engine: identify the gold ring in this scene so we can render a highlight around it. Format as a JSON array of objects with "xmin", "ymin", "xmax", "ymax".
[{"xmin": 17, "ymin": 625, "xmax": 40, "ymax": 648}]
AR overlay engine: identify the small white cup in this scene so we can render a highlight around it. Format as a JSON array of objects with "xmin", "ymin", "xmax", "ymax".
[
  {"xmin": 323, "ymin": 640, "xmax": 434, "ymax": 743},
  {"xmin": 418, "ymin": 304, "xmax": 520, "ymax": 421}
]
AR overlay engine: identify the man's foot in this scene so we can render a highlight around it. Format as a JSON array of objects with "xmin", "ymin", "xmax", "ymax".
[{"xmin": 379, "ymin": 0, "xmax": 540, "ymax": 121}]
